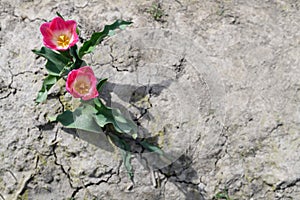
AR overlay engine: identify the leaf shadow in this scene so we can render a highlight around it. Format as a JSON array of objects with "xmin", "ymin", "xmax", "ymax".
[{"xmin": 62, "ymin": 127, "xmax": 115, "ymax": 152}]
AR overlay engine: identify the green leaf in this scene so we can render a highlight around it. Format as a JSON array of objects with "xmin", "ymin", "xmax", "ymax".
[
  {"xmin": 94, "ymin": 98, "xmax": 138, "ymax": 139},
  {"xmin": 96, "ymin": 78, "xmax": 108, "ymax": 93},
  {"xmin": 215, "ymin": 190, "xmax": 231, "ymax": 200},
  {"xmin": 56, "ymin": 110, "xmax": 74, "ymax": 126},
  {"xmin": 78, "ymin": 20, "xmax": 132, "ymax": 58},
  {"xmin": 36, "ymin": 75, "xmax": 58, "ymax": 103},
  {"xmin": 32, "ymin": 47, "xmax": 70, "ymax": 75},
  {"xmin": 76, "ymin": 27, "xmax": 80, "ymax": 35},
  {"xmin": 69, "ymin": 45, "xmax": 86, "ymax": 70},
  {"xmin": 56, "ymin": 12, "xmax": 64, "ymax": 20},
  {"xmin": 47, "ymin": 115, "xmax": 57, "ymax": 122},
  {"xmin": 55, "ymin": 104, "xmax": 101, "ymax": 133},
  {"xmin": 108, "ymin": 134, "xmax": 134, "ymax": 181},
  {"xmin": 45, "ymin": 60, "xmax": 62, "ymax": 76},
  {"xmin": 140, "ymin": 141, "xmax": 164, "ymax": 155}
]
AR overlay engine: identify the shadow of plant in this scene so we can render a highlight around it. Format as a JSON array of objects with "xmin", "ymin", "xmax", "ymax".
[
  {"xmin": 158, "ymin": 154, "xmax": 205, "ymax": 200},
  {"xmin": 62, "ymin": 78, "xmax": 203, "ymax": 199}
]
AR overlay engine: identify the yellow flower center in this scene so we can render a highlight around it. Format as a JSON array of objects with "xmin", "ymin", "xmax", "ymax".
[
  {"xmin": 57, "ymin": 34, "xmax": 70, "ymax": 48},
  {"xmin": 74, "ymin": 80, "xmax": 90, "ymax": 95}
]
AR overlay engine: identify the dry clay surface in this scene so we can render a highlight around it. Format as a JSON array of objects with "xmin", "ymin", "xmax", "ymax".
[{"xmin": 1, "ymin": 0, "xmax": 300, "ymax": 199}]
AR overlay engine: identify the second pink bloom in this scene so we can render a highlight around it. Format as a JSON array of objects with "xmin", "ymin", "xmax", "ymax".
[{"xmin": 66, "ymin": 66, "xmax": 99, "ymax": 101}]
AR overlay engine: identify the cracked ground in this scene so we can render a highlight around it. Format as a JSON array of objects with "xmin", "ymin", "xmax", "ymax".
[{"xmin": 1, "ymin": 0, "xmax": 300, "ymax": 199}]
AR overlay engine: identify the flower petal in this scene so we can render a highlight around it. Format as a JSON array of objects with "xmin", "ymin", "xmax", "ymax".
[
  {"xmin": 40, "ymin": 22, "xmax": 52, "ymax": 38},
  {"xmin": 78, "ymin": 66, "xmax": 95, "ymax": 75},
  {"xmin": 43, "ymin": 38, "xmax": 58, "ymax": 50},
  {"xmin": 66, "ymin": 20, "xmax": 79, "ymax": 48},
  {"xmin": 66, "ymin": 69, "xmax": 78, "ymax": 93},
  {"xmin": 49, "ymin": 17, "xmax": 67, "ymax": 32},
  {"xmin": 40, "ymin": 23, "xmax": 58, "ymax": 49},
  {"xmin": 82, "ymin": 88, "xmax": 99, "ymax": 100},
  {"xmin": 65, "ymin": 20, "xmax": 77, "ymax": 33}
]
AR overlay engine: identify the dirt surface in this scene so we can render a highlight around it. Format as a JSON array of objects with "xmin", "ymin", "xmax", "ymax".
[{"xmin": 1, "ymin": 0, "xmax": 300, "ymax": 199}]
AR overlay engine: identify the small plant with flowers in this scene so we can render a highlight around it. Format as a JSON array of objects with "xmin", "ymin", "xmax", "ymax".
[{"xmin": 33, "ymin": 13, "xmax": 164, "ymax": 182}]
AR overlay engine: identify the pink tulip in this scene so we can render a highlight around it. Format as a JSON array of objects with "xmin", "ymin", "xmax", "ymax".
[
  {"xmin": 66, "ymin": 66, "xmax": 99, "ymax": 100},
  {"xmin": 40, "ymin": 17, "xmax": 79, "ymax": 51}
]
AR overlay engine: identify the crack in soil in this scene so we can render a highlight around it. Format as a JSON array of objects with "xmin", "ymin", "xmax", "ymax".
[
  {"xmin": 269, "ymin": 122, "xmax": 284, "ymax": 134},
  {"xmin": 109, "ymin": 51, "xmax": 130, "ymax": 72},
  {"xmin": 158, "ymin": 175, "xmax": 167, "ymax": 198},
  {"xmin": 133, "ymin": 86, "xmax": 153, "ymax": 123},
  {"xmin": 174, "ymin": 179, "xmax": 199, "ymax": 187},
  {"xmin": 213, "ymin": 126, "xmax": 230, "ymax": 167},
  {"xmin": 108, "ymin": 43, "xmax": 140, "ymax": 72},
  {"xmin": 0, "ymin": 2, "xmax": 46, "ymax": 23},
  {"xmin": 50, "ymin": 128, "xmax": 120, "ymax": 198},
  {"xmin": 71, "ymin": 168, "xmax": 116, "ymax": 198},
  {"xmin": 0, "ymin": 68, "xmax": 15, "ymax": 100},
  {"xmin": 14, "ymin": 155, "xmax": 39, "ymax": 200},
  {"xmin": 275, "ymin": 177, "xmax": 300, "ymax": 191},
  {"xmin": 51, "ymin": 131, "xmax": 76, "ymax": 190},
  {"xmin": 172, "ymin": 57, "xmax": 186, "ymax": 79},
  {"xmin": 0, "ymin": 68, "xmax": 35, "ymax": 100}
]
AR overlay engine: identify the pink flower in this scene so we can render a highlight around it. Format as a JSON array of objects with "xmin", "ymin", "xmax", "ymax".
[
  {"xmin": 40, "ymin": 17, "xmax": 79, "ymax": 51},
  {"xmin": 66, "ymin": 66, "xmax": 99, "ymax": 100}
]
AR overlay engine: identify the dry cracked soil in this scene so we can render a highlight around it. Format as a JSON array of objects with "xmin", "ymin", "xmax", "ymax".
[{"xmin": 0, "ymin": 0, "xmax": 300, "ymax": 200}]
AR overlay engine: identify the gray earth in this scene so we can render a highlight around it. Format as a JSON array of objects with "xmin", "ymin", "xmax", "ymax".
[{"xmin": 1, "ymin": 0, "xmax": 300, "ymax": 199}]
